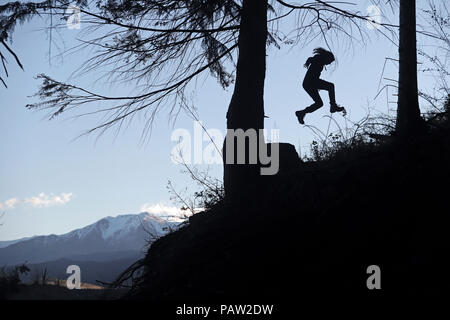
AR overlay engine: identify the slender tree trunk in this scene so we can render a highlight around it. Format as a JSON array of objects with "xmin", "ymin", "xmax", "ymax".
[
  {"xmin": 396, "ymin": 0, "xmax": 423, "ymax": 135},
  {"xmin": 223, "ymin": 0, "xmax": 268, "ymax": 198}
]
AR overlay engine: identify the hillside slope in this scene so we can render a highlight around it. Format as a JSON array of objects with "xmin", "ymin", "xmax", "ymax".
[{"xmin": 128, "ymin": 128, "xmax": 450, "ymax": 300}]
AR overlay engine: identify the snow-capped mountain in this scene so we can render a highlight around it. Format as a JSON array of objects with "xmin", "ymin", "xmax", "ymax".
[
  {"xmin": 60, "ymin": 212, "xmax": 174, "ymax": 244},
  {"xmin": 0, "ymin": 212, "xmax": 181, "ymax": 266}
]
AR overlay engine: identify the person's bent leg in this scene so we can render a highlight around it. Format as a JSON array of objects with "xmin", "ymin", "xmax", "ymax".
[
  {"xmin": 317, "ymin": 79, "xmax": 344, "ymax": 113},
  {"xmin": 303, "ymin": 87, "xmax": 323, "ymax": 113},
  {"xmin": 317, "ymin": 79, "xmax": 336, "ymax": 105},
  {"xmin": 297, "ymin": 83, "xmax": 323, "ymax": 124}
]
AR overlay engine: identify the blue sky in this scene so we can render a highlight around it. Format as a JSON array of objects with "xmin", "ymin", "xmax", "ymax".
[{"xmin": 0, "ymin": 0, "xmax": 440, "ymax": 240}]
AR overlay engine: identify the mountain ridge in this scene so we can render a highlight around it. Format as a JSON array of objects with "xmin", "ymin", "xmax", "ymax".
[{"xmin": 0, "ymin": 212, "xmax": 181, "ymax": 266}]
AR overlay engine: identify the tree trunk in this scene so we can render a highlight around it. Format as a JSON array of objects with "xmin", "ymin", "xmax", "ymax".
[
  {"xmin": 396, "ymin": 0, "xmax": 423, "ymax": 135},
  {"xmin": 223, "ymin": 0, "xmax": 268, "ymax": 198}
]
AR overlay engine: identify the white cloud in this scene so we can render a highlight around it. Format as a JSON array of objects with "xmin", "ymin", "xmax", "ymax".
[
  {"xmin": 24, "ymin": 192, "xmax": 73, "ymax": 208},
  {"xmin": 140, "ymin": 203, "xmax": 203, "ymax": 222},
  {"xmin": 0, "ymin": 197, "xmax": 20, "ymax": 209},
  {"xmin": 0, "ymin": 192, "xmax": 73, "ymax": 210},
  {"xmin": 140, "ymin": 203, "xmax": 183, "ymax": 216}
]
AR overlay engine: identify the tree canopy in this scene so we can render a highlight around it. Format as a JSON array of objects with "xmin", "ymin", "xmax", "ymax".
[{"xmin": 1, "ymin": 0, "xmax": 396, "ymax": 135}]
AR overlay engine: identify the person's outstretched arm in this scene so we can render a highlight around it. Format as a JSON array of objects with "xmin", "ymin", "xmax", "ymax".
[{"xmin": 304, "ymin": 57, "xmax": 313, "ymax": 68}]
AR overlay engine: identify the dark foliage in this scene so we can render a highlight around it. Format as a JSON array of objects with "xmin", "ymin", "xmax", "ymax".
[
  {"xmin": 0, "ymin": 264, "xmax": 30, "ymax": 299},
  {"xmin": 121, "ymin": 116, "xmax": 450, "ymax": 301}
]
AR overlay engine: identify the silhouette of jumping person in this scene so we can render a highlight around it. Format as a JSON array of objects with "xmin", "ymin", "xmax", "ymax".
[{"xmin": 295, "ymin": 48, "xmax": 345, "ymax": 124}]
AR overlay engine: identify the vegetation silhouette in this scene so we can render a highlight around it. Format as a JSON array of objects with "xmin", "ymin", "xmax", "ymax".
[
  {"xmin": 118, "ymin": 103, "xmax": 450, "ymax": 302},
  {"xmin": 1, "ymin": 0, "xmax": 399, "ymax": 197},
  {"xmin": 396, "ymin": 0, "xmax": 426, "ymax": 136},
  {"xmin": 2, "ymin": 0, "xmax": 450, "ymax": 302}
]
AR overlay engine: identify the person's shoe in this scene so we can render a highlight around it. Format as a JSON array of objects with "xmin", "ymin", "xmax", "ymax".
[
  {"xmin": 295, "ymin": 110, "xmax": 306, "ymax": 124},
  {"xmin": 330, "ymin": 103, "xmax": 345, "ymax": 113}
]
